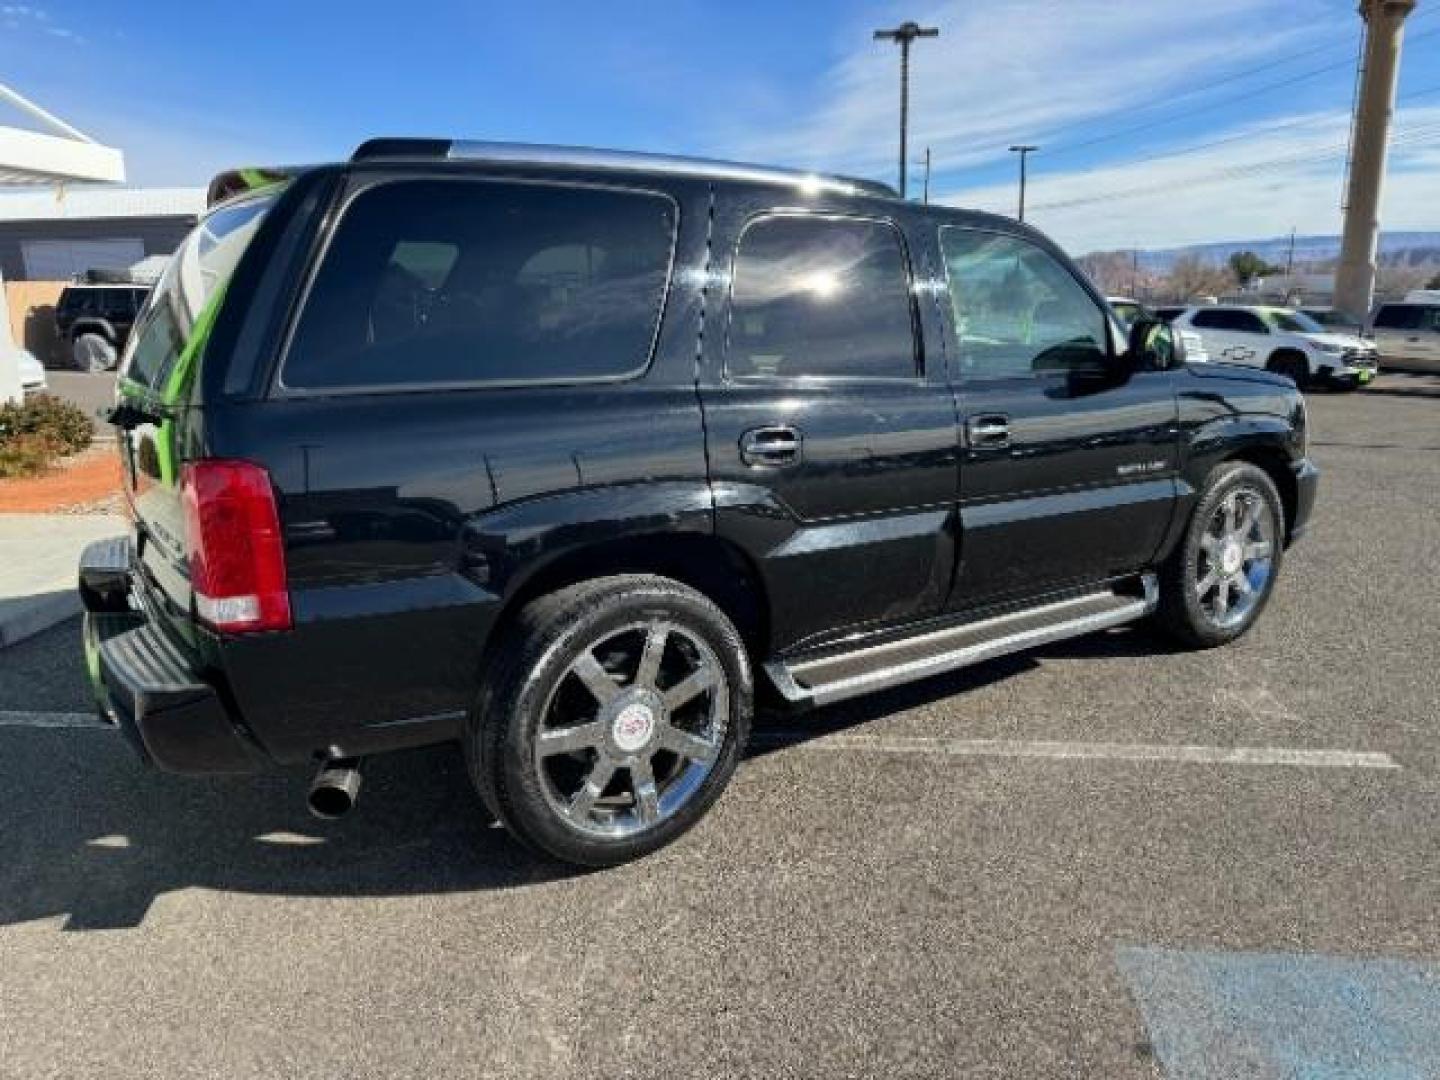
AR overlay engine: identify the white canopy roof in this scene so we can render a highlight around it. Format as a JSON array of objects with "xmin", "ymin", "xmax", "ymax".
[{"xmin": 0, "ymin": 82, "xmax": 124, "ymax": 185}]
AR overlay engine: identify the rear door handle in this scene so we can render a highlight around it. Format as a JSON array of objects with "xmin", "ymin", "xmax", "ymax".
[
  {"xmin": 740, "ymin": 426, "xmax": 802, "ymax": 467},
  {"xmin": 966, "ymin": 414, "xmax": 1011, "ymax": 447}
]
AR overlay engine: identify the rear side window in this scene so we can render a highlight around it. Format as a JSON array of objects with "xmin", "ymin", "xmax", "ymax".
[
  {"xmin": 119, "ymin": 192, "xmax": 278, "ymax": 393},
  {"xmin": 1193, "ymin": 308, "xmax": 1263, "ymax": 332},
  {"xmin": 282, "ymin": 179, "xmax": 676, "ymax": 390},
  {"xmin": 726, "ymin": 215, "xmax": 917, "ymax": 380}
]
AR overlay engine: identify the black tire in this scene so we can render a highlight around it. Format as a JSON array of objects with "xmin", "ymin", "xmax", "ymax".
[
  {"xmin": 1266, "ymin": 350, "xmax": 1309, "ymax": 389},
  {"xmin": 72, "ymin": 332, "xmax": 117, "ymax": 373},
  {"xmin": 466, "ymin": 574, "xmax": 752, "ymax": 867},
  {"xmin": 1154, "ymin": 462, "xmax": 1286, "ymax": 649}
]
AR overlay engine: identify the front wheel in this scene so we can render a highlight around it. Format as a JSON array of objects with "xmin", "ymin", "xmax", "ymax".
[
  {"xmin": 1154, "ymin": 462, "xmax": 1285, "ymax": 648},
  {"xmin": 466, "ymin": 575, "xmax": 752, "ymax": 867},
  {"xmin": 1266, "ymin": 350, "xmax": 1309, "ymax": 389}
]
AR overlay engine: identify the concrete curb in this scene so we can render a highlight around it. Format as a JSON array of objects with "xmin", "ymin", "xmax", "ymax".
[
  {"xmin": 0, "ymin": 512, "xmax": 126, "ymax": 650},
  {"xmin": 0, "ymin": 588, "xmax": 81, "ymax": 649}
]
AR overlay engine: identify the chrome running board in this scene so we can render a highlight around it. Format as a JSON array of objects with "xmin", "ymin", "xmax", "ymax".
[{"xmin": 766, "ymin": 574, "xmax": 1158, "ymax": 708}]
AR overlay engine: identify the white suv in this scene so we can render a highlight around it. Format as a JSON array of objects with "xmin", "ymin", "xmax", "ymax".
[
  {"xmin": 1107, "ymin": 296, "xmax": 1210, "ymax": 364},
  {"xmin": 1174, "ymin": 305, "xmax": 1377, "ymax": 389}
]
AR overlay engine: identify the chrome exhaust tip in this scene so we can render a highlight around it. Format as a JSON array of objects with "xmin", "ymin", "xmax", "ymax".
[{"xmin": 307, "ymin": 757, "xmax": 362, "ymax": 820}]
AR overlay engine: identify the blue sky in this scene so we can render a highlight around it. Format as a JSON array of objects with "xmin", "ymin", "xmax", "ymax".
[{"xmin": 3, "ymin": 0, "xmax": 1439, "ymax": 251}]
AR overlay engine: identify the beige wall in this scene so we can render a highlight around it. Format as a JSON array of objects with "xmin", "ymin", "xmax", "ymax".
[{"xmin": 3, "ymin": 280, "xmax": 67, "ymax": 367}]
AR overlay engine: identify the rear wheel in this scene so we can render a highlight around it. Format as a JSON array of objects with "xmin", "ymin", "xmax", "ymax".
[
  {"xmin": 72, "ymin": 332, "xmax": 116, "ymax": 373},
  {"xmin": 1266, "ymin": 349, "xmax": 1309, "ymax": 389},
  {"xmin": 466, "ymin": 575, "xmax": 751, "ymax": 867},
  {"xmin": 1155, "ymin": 462, "xmax": 1284, "ymax": 648}
]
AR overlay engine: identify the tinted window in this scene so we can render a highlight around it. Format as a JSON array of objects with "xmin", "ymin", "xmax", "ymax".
[
  {"xmin": 61, "ymin": 290, "xmax": 96, "ymax": 317},
  {"xmin": 284, "ymin": 179, "xmax": 676, "ymax": 389},
  {"xmin": 726, "ymin": 215, "xmax": 916, "ymax": 379},
  {"xmin": 1193, "ymin": 308, "xmax": 1262, "ymax": 332},
  {"xmin": 1234, "ymin": 310, "xmax": 1268, "ymax": 333},
  {"xmin": 940, "ymin": 228, "xmax": 1108, "ymax": 378},
  {"xmin": 1373, "ymin": 304, "xmax": 1424, "ymax": 330}
]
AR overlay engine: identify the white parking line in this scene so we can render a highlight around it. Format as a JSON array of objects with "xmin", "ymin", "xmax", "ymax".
[
  {"xmin": 0, "ymin": 712, "xmax": 1401, "ymax": 771},
  {"xmin": 0, "ymin": 710, "xmax": 108, "ymax": 729},
  {"xmin": 752, "ymin": 732, "xmax": 1400, "ymax": 770}
]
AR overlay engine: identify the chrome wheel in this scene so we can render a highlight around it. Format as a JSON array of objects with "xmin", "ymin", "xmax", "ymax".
[
  {"xmin": 535, "ymin": 620, "xmax": 729, "ymax": 839},
  {"xmin": 1195, "ymin": 485, "xmax": 1276, "ymax": 629}
]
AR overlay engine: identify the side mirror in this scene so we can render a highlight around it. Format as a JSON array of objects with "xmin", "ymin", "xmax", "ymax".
[{"xmin": 1126, "ymin": 318, "xmax": 1186, "ymax": 371}]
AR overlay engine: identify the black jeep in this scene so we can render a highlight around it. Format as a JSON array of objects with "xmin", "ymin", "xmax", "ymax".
[
  {"xmin": 80, "ymin": 140, "xmax": 1318, "ymax": 867},
  {"xmin": 54, "ymin": 279, "xmax": 150, "ymax": 372}
]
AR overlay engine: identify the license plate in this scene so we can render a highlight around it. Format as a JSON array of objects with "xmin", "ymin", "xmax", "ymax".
[{"xmin": 1358, "ymin": 369, "xmax": 1374, "ymax": 384}]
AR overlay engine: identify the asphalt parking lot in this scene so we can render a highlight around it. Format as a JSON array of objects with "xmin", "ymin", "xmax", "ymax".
[{"xmin": 1, "ymin": 372, "xmax": 1437, "ymax": 1079}]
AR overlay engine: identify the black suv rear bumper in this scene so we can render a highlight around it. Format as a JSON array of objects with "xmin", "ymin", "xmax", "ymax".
[{"xmin": 79, "ymin": 537, "xmax": 263, "ymax": 774}]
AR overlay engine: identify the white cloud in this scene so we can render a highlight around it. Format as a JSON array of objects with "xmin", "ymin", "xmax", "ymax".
[
  {"xmin": 1, "ymin": 3, "xmax": 83, "ymax": 43},
  {"xmin": 937, "ymin": 105, "xmax": 1440, "ymax": 252},
  {"xmin": 715, "ymin": 0, "xmax": 1342, "ymax": 178}
]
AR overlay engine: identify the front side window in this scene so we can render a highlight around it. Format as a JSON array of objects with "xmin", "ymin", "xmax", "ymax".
[
  {"xmin": 1261, "ymin": 309, "xmax": 1324, "ymax": 334},
  {"xmin": 726, "ymin": 215, "xmax": 917, "ymax": 380},
  {"xmin": 940, "ymin": 228, "xmax": 1108, "ymax": 378},
  {"xmin": 283, "ymin": 179, "xmax": 676, "ymax": 390}
]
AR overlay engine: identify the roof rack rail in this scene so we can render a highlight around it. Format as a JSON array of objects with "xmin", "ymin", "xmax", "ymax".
[{"xmin": 348, "ymin": 138, "xmax": 896, "ymax": 199}]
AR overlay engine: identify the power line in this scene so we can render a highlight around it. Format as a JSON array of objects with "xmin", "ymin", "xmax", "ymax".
[
  {"xmin": 1037, "ymin": 24, "xmax": 1439, "ymax": 161},
  {"xmin": 1095, "ymin": 80, "xmax": 1440, "ymax": 174},
  {"xmin": 1025, "ymin": 125, "xmax": 1440, "ymax": 214}
]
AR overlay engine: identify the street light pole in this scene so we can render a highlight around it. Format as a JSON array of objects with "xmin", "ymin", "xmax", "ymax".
[
  {"xmin": 1009, "ymin": 144, "xmax": 1037, "ymax": 222},
  {"xmin": 874, "ymin": 21, "xmax": 939, "ymax": 199}
]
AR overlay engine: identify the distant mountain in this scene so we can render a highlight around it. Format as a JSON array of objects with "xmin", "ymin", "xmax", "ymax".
[{"xmin": 1097, "ymin": 232, "xmax": 1440, "ymax": 272}]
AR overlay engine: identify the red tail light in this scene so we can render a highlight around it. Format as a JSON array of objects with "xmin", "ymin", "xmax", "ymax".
[{"xmin": 180, "ymin": 460, "xmax": 292, "ymax": 634}]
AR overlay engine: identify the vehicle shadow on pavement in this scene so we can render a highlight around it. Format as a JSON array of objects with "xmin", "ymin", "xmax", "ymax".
[
  {"xmin": 748, "ymin": 622, "xmax": 1182, "ymax": 757},
  {"xmin": 0, "ymin": 730, "xmax": 577, "ymax": 933},
  {"xmin": 1359, "ymin": 373, "xmax": 1440, "ymax": 399}
]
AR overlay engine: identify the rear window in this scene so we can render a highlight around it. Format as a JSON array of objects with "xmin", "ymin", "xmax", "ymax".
[
  {"xmin": 281, "ymin": 179, "xmax": 677, "ymax": 390},
  {"xmin": 119, "ymin": 193, "xmax": 279, "ymax": 393}
]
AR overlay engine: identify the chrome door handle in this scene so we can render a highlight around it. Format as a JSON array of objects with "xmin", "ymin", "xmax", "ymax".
[
  {"xmin": 740, "ymin": 426, "xmax": 802, "ymax": 467},
  {"xmin": 966, "ymin": 414, "xmax": 1011, "ymax": 447}
]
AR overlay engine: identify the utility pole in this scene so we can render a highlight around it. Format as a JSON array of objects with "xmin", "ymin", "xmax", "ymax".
[
  {"xmin": 874, "ymin": 21, "xmax": 939, "ymax": 199},
  {"xmin": 1334, "ymin": 0, "xmax": 1418, "ymax": 321},
  {"xmin": 1286, "ymin": 227, "xmax": 1297, "ymax": 277},
  {"xmin": 1009, "ymin": 144, "xmax": 1038, "ymax": 222},
  {"xmin": 918, "ymin": 147, "xmax": 932, "ymax": 204}
]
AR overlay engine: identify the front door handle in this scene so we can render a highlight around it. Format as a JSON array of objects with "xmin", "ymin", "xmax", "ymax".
[
  {"xmin": 740, "ymin": 426, "xmax": 802, "ymax": 468},
  {"xmin": 966, "ymin": 414, "xmax": 1011, "ymax": 448}
]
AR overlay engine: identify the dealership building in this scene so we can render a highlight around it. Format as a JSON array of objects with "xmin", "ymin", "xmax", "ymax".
[{"xmin": 0, "ymin": 186, "xmax": 204, "ymax": 281}]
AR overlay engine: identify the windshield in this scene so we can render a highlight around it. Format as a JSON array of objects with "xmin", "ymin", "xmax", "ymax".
[
  {"xmin": 119, "ymin": 190, "xmax": 283, "ymax": 396},
  {"xmin": 1260, "ymin": 308, "xmax": 1325, "ymax": 334}
]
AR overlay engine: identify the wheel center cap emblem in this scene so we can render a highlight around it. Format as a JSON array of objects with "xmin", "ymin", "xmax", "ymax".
[
  {"xmin": 612, "ymin": 702, "xmax": 656, "ymax": 753},
  {"xmin": 1220, "ymin": 541, "xmax": 1243, "ymax": 575}
]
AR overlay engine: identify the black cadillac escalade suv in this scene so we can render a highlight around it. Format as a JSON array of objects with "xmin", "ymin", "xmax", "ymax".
[{"xmin": 80, "ymin": 140, "xmax": 1318, "ymax": 867}]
